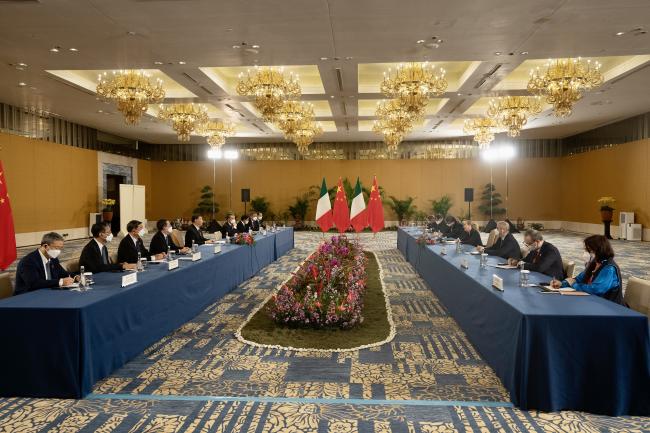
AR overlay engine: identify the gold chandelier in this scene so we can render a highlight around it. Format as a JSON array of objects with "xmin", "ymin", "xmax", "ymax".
[
  {"xmin": 157, "ymin": 103, "xmax": 208, "ymax": 142},
  {"xmin": 285, "ymin": 119, "xmax": 323, "ymax": 152},
  {"xmin": 463, "ymin": 118, "xmax": 498, "ymax": 148},
  {"xmin": 372, "ymin": 119, "xmax": 407, "ymax": 149},
  {"xmin": 196, "ymin": 120, "xmax": 236, "ymax": 146},
  {"xmin": 375, "ymin": 99, "xmax": 423, "ymax": 130},
  {"xmin": 486, "ymin": 96, "xmax": 542, "ymax": 137},
  {"xmin": 96, "ymin": 70, "xmax": 165, "ymax": 125},
  {"xmin": 380, "ymin": 62, "xmax": 447, "ymax": 112},
  {"xmin": 236, "ymin": 67, "xmax": 301, "ymax": 121},
  {"xmin": 275, "ymin": 101, "xmax": 315, "ymax": 135},
  {"xmin": 527, "ymin": 58, "xmax": 603, "ymax": 117}
]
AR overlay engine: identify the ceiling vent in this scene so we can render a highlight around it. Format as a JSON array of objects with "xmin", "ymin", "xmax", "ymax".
[
  {"xmin": 474, "ymin": 64, "xmax": 502, "ymax": 89},
  {"xmin": 335, "ymin": 68, "xmax": 344, "ymax": 92},
  {"xmin": 448, "ymin": 99, "xmax": 466, "ymax": 114},
  {"xmin": 200, "ymin": 85, "xmax": 213, "ymax": 95},
  {"xmin": 182, "ymin": 72, "xmax": 199, "ymax": 84}
]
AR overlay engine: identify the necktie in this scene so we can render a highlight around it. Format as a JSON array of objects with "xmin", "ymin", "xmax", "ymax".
[
  {"xmin": 102, "ymin": 245, "xmax": 110, "ymax": 264},
  {"xmin": 533, "ymin": 249, "xmax": 541, "ymax": 264},
  {"xmin": 45, "ymin": 260, "xmax": 51, "ymax": 280}
]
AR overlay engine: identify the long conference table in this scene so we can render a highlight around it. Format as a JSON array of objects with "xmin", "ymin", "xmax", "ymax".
[
  {"xmin": 0, "ymin": 228, "xmax": 294, "ymax": 399},
  {"xmin": 397, "ymin": 227, "xmax": 650, "ymax": 416}
]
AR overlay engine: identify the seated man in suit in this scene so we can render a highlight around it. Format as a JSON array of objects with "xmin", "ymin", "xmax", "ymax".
[
  {"xmin": 80, "ymin": 222, "xmax": 136, "ymax": 273},
  {"xmin": 459, "ymin": 220, "xmax": 483, "ymax": 247},
  {"xmin": 184, "ymin": 215, "xmax": 214, "ymax": 248},
  {"xmin": 15, "ymin": 232, "xmax": 78, "ymax": 295},
  {"xmin": 427, "ymin": 214, "xmax": 444, "ymax": 232},
  {"xmin": 443, "ymin": 215, "xmax": 464, "ymax": 239},
  {"xmin": 509, "ymin": 229, "xmax": 564, "ymax": 279},
  {"xmin": 151, "ymin": 219, "xmax": 190, "ymax": 255},
  {"xmin": 257, "ymin": 212, "xmax": 266, "ymax": 229},
  {"xmin": 237, "ymin": 214, "xmax": 251, "ymax": 233},
  {"xmin": 250, "ymin": 212, "xmax": 261, "ymax": 231},
  {"xmin": 221, "ymin": 213, "xmax": 238, "ymax": 239},
  {"xmin": 117, "ymin": 220, "xmax": 165, "ymax": 263},
  {"xmin": 478, "ymin": 220, "xmax": 521, "ymax": 260}
]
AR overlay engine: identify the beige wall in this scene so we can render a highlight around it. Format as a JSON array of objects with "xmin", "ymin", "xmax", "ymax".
[
  {"xmin": 145, "ymin": 157, "xmax": 562, "ymax": 222},
  {"xmin": 2, "ymin": 130, "xmax": 649, "ymax": 233},
  {"xmin": 0, "ymin": 133, "xmax": 98, "ymax": 233}
]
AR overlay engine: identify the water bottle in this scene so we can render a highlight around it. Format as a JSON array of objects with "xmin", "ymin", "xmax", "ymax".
[
  {"xmin": 167, "ymin": 246, "xmax": 172, "ymax": 262},
  {"xmin": 441, "ymin": 245, "xmax": 447, "ymax": 255},
  {"xmin": 79, "ymin": 265, "xmax": 86, "ymax": 290},
  {"xmin": 519, "ymin": 269, "xmax": 530, "ymax": 287},
  {"xmin": 480, "ymin": 253, "xmax": 488, "ymax": 269},
  {"xmin": 137, "ymin": 251, "xmax": 143, "ymax": 272},
  {"xmin": 455, "ymin": 239, "xmax": 462, "ymax": 253},
  {"xmin": 226, "ymin": 235, "xmax": 230, "ymax": 244},
  {"xmin": 192, "ymin": 240, "xmax": 197, "ymax": 253}
]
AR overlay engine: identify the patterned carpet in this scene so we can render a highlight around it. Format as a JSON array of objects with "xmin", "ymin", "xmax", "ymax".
[{"xmin": 0, "ymin": 231, "xmax": 649, "ymax": 432}]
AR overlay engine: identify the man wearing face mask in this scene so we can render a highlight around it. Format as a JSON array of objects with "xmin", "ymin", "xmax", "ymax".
[
  {"xmin": 117, "ymin": 220, "xmax": 165, "ymax": 264},
  {"xmin": 150, "ymin": 219, "xmax": 190, "ymax": 255},
  {"xmin": 508, "ymin": 229, "xmax": 564, "ymax": 278},
  {"xmin": 257, "ymin": 212, "xmax": 266, "ymax": 229},
  {"xmin": 221, "ymin": 213, "xmax": 237, "ymax": 239},
  {"xmin": 477, "ymin": 220, "xmax": 521, "ymax": 260},
  {"xmin": 237, "ymin": 214, "xmax": 251, "ymax": 233},
  {"xmin": 250, "ymin": 212, "xmax": 260, "ymax": 231},
  {"xmin": 14, "ymin": 232, "xmax": 78, "ymax": 295},
  {"xmin": 80, "ymin": 222, "xmax": 136, "ymax": 273},
  {"xmin": 184, "ymin": 215, "xmax": 214, "ymax": 248}
]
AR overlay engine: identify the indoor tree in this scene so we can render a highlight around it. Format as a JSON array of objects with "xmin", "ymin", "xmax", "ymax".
[
  {"xmin": 194, "ymin": 185, "xmax": 219, "ymax": 222},
  {"xmin": 387, "ymin": 196, "xmax": 417, "ymax": 224},
  {"xmin": 429, "ymin": 195, "xmax": 453, "ymax": 217}
]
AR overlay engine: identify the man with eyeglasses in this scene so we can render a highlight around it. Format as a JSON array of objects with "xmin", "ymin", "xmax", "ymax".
[
  {"xmin": 80, "ymin": 222, "xmax": 136, "ymax": 273},
  {"xmin": 508, "ymin": 229, "xmax": 564, "ymax": 279}
]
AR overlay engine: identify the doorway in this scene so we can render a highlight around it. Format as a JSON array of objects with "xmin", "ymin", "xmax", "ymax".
[{"xmin": 106, "ymin": 174, "xmax": 125, "ymax": 235}]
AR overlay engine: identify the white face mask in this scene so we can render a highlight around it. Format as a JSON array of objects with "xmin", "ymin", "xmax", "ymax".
[
  {"xmin": 138, "ymin": 228, "xmax": 146, "ymax": 237},
  {"xmin": 166, "ymin": 226, "xmax": 174, "ymax": 234},
  {"xmin": 106, "ymin": 233, "xmax": 114, "ymax": 243},
  {"xmin": 47, "ymin": 248, "xmax": 61, "ymax": 259},
  {"xmin": 253, "ymin": 217, "xmax": 258, "ymax": 221},
  {"xmin": 229, "ymin": 220, "xmax": 235, "ymax": 225},
  {"xmin": 582, "ymin": 251, "xmax": 591, "ymax": 262}
]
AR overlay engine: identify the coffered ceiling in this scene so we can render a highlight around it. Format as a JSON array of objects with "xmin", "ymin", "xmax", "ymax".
[{"xmin": 0, "ymin": 0, "xmax": 649, "ymax": 146}]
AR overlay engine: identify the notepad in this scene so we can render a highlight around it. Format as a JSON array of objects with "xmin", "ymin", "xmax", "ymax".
[{"xmin": 495, "ymin": 264, "xmax": 518, "ymax": 270}]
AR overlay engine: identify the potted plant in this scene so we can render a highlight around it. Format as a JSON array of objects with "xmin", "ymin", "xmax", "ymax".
[
  {"xmin": 101, "ymin": 198, "xmax": 115, "ymax": 222},
  {"xmin": 597, "ymin": 196, "xmax": 616, "ymax": 239},
  {"xmin": 387, "ymin": 196, "xmax": 417, "ymax": 226}
]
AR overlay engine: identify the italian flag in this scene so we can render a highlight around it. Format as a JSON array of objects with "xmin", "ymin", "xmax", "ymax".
[
  {"xmin": 315, "ymin": 178, "xmax": 334, "ymax": 232},
  {"xmin": 350, "ymin": 177, "xmax": 368, "ymax": 232}
]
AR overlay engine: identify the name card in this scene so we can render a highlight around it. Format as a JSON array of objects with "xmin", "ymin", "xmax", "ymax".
[
  {"xmin": 192, "ymin": 252, "xmax": 202, "ymax": 262},
  {"xmin": 167, "ymin": 259, "xmax": 179, "ymax": 271},
  {"xmin": 214, "ymin": 244, "xmax": 222, "ymax": 254},
  {"xmin": 492, "ymin": 274, "xmax": 504, "ymax": 291},
  {"xmin": 122, "ymin": 272, "xmax": 138, "ymax": 288}
]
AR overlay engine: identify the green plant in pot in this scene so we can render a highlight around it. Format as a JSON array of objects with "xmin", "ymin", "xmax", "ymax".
[
  {"xmin": 288, "ymin": 193, "xmax": 311, "ymax": 229},
  {"xmin": 387, "ymin": 196, "xmax": 416, "ymax": 226}
]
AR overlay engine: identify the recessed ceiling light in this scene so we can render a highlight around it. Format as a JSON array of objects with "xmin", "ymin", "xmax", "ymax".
[
  {"xmin": 154, "ymin": 61, "xmax": 163, "ymax": 65},
  {"xmin": 320, "ymin": 57, "xmax": 328, "ymax": 61},
  {"xmin": 17, "ymin": 62, "xmax": 28, "ymax": 67},
  {"xmin": 251, "ymin": 44, "xmax": 260, "ymax": 49},
  {"xmin": 69, "ymin": 48, "xmax": 78, "ymax": 52},
  {"xmin": 18, "ymin": 82, "xmax": 26, "ymax": 86},
  {"xmin": 416, "ymin": 39, "xmax": 426, "ymax": 44},
  {"xmin": 616, "ymin": 31, "xmax": 625, "ymax": 36},
  {"xmin": 345, "ymin": 56, "xmax": 353, "ymax": 60},
  {"xmin": 520, "ymin": 51, "xmax": 528, "ymax": 55},
  {"xmin": 494, "ymin": 51, "xmax": 502, "ymax": 55},
  {"xmin": 97, "ymin": 109, "xmax": 103, "ymax": 113},
  {"xmin": 50, "ymin": 46, "xmax": 60, "ymax": 52},
  {"xmin": 330, "ymin": 95, "xmax": 335, "ymax": 99},
  {"xmin": 232, "ymin": 45, "xmax": 241, "ymax": 49},
  {"xmin": 127, "ymin": 31, "xmax": 137, "ymax": 36},
  {"xmin": 457, "ymin": 93, "xmax": 462, "ymax": 96},
  {"xmin": 178, "ymin": 61, "xmax": 186, "ymax": 65}
]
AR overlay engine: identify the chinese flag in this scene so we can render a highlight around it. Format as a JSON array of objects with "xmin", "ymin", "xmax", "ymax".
[
  {"xmin": 367, "ymin": 176, "xmax": 385, "ymax": 233},
  {"xmin": 0, "ymin": 161, "xmax": 17, "ymax": 270},
  {"xmin": 332, "ymin": 177, "xmax": 350, "ymax": 233}
]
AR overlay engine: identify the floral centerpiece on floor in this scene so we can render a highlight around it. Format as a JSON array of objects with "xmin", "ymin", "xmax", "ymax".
[
  {"xmin": 267, "ymin": 235, "xmax": 367, "ymax": 329},
  {"xmin": 233, "ymin": 232, "xmax": 255, "ymax": 246}
]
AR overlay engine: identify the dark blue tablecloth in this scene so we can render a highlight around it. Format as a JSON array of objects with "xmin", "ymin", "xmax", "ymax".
[
  {"xmin": 397, "ymin": 228, "xmax": 650, "ymax": 416},
  {"xmin": 0, "ymin": 229, "xmax": 293, "ymax": 399}
]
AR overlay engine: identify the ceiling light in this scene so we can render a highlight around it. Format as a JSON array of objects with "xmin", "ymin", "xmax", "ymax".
[
  {"xmin": 252, "ymin": 44, "xmax": 260, "ymax": 49},
  {"xmin": 416, "ymin": 39, "xmax": 426, "ymax": 44},
  {"xmin": 157, "ymin": 103, "xmax": 208, "ymax": 142},
  {"xmin": 50, "ymin": 46, "xmax": 60, "ymax": 52},
  {"xmin": 494, "ymin": 52, "xmax": 501, "ymax": 56},
  {"xmin": 320, "ymin": 57, "xmax": 328, "ymax": 61},
  {"xmin": 18, "ymin": 82, "xmax": 26, "ymax": 86},
  {"xmin": 616, "ymin": 31, "xmax": 625, "ymax": 36},
  {"xmin": 330, "ymin": 95, "xmax": 335, "ymax": 98},
  {"xmin": 17, "ymin": 62, "xmax": 28, "ymax": 67},
  {"xmin": 154, "ymin": 61, "xmax": 163, "ymax": 65},
  {"xmin": 97, "ymin": 70, "xmax": 166, "ymax": 125},
  {"xmin": 345, "ymin": 56, "xmax": 353, "ymax": 60},
  {"xmin": 457, "ymin": 93, "xmax": 462, "ymax": 96},
  {"xmin": 520, "ymin": 51, "xmax": 529, "ymax": 55},
  {"xmin": 69, "ymin": 48, "xmax": 78, "ymax": 52},
  {"xmin": 207, "ymin": 148, "xmax": 223, "ymax": 159},
  {"xmin": 178, "ymin": 61, "xmax": 186, "ymax": 65},
  {"xmin": 127, "ymin": 31, "xmax": 137, "ymax": 36},
  {"xmin": 232, "ymin": 45, "xmax": 241, "ymax": 49}
]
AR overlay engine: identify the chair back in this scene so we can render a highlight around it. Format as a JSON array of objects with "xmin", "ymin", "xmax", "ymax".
[
  {"xmin": 171, "ymin": 229, "xmax": 184, "ymax": 248},
  {"xmin": 625, "ymin": 276, "xmax": 650, "ymax": 317},
  {"xmin": 0, "ymin": 273, "xmax": 13, "ymax": 299},
  {"xmin": 563, "ymin": 259, "xmax": 576, "ymax": 279},
  {"xmin": 62, "ymin": 259, "xmax": 80, "ymax": 273},
  {"xmin": 110, "ymin": 251, "xmax": 118, "ymax": 264},
  {"xmin": 485, "ymin": 229, "xmax": 499, "ymax": 248}
]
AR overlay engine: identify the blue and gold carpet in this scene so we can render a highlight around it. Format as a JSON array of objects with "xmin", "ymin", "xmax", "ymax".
[{"xmin": 0, "ymin": 232, "xmax": 648, "ymax": 432}]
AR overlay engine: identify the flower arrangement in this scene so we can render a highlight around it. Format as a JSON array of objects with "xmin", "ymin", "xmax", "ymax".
[
  {"xmin": 416, "ymin": 233, "xmax": 437, "ymax": 246},
  {"xmin": 101, "ymin": 198, "xmax": 115, "ymax": 212},
  {"xmin": 597, "ymin": 196, "xmax": 616, "ymax": 211},
  {"xmin": 233, "ymin": 232, "xmax": 255, "ymax": 246},
  {"xmin": 267, "ymin": 235, "xmax": 367, "ymax": 329}
]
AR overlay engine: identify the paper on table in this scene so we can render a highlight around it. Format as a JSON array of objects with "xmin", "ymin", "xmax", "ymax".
[
  {"xmin": 61, "ymin": 283, "xmax": 80, "ymax": 289},
  {"xmin": 540, "ymin": 285, "xmax": 577, "ymax": 293},
  {"xmin": 468, "ymin": 251, "xmax": 481, "ymax": 255},
  {"xmin": 495, "ymin": 264, "xmax": 518, "ymax": 270}
]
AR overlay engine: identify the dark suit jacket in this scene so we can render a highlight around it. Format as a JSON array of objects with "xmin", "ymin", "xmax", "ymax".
[
  {"xmin": 236, "ymin": 220, "xmax": 250, "ymax": 233},
  {"xmin": 150, "ymin": 231, "xmax": 181, "ymax": 255},
  {"xmin": 185, "ymin": 225, "xmax": 208, "ymax": 248},
  {"xmin": 221, "ymin": 222, "xmax": 237, "ymax": 239},
  {"xmin": 444, "ymin": 221, "xmax": 464, "ymax": 239},
  {"xmin": 427, "ymin": 221, "xmax": 444, "ymax": 232},
  {"xmin": 251, "ymin": 220, "xmax": 260, "ymax": 231},
  {"xmin": 460, "ymin": 229, "xmax": 483, "ymax": 247},
  {"xmin": 79, "ymin": 239, "xmax": 122, "ymax": 273},
  {"xmin": 117, "ymin": 235, "xmax": 151, "ymax": 264},
  {"xmin": 14, "ymin": 249, "xmax": 72, "ymax": 295},
  {"xmin": 522, "ymin": 241, "xmax": 564, "ymax": 279},
  {"xmin": 485, "ymin": 232, "xmax": 521, "ymax": 260}
]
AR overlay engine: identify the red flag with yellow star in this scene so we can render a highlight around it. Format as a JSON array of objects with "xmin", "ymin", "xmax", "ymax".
[
  {"xmin": 332, "ymin": 177, "xmax": 350, "ymax": 233},
  {"xmin": 367, "ymin": 175, "xmax": 385, "ymax": 233},
  {"xmin": 0, "ymin": 161, "xmax": 16, "ymax": 270}
]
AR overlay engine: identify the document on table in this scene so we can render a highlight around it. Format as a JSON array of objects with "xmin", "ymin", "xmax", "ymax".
[
  {"xmin": 538, "ymin": 285, "xmax": 589, "ymax": 296},
  {"xmin": 492, "ymin": 264, "xmax": 518, "ymax": 269}
]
